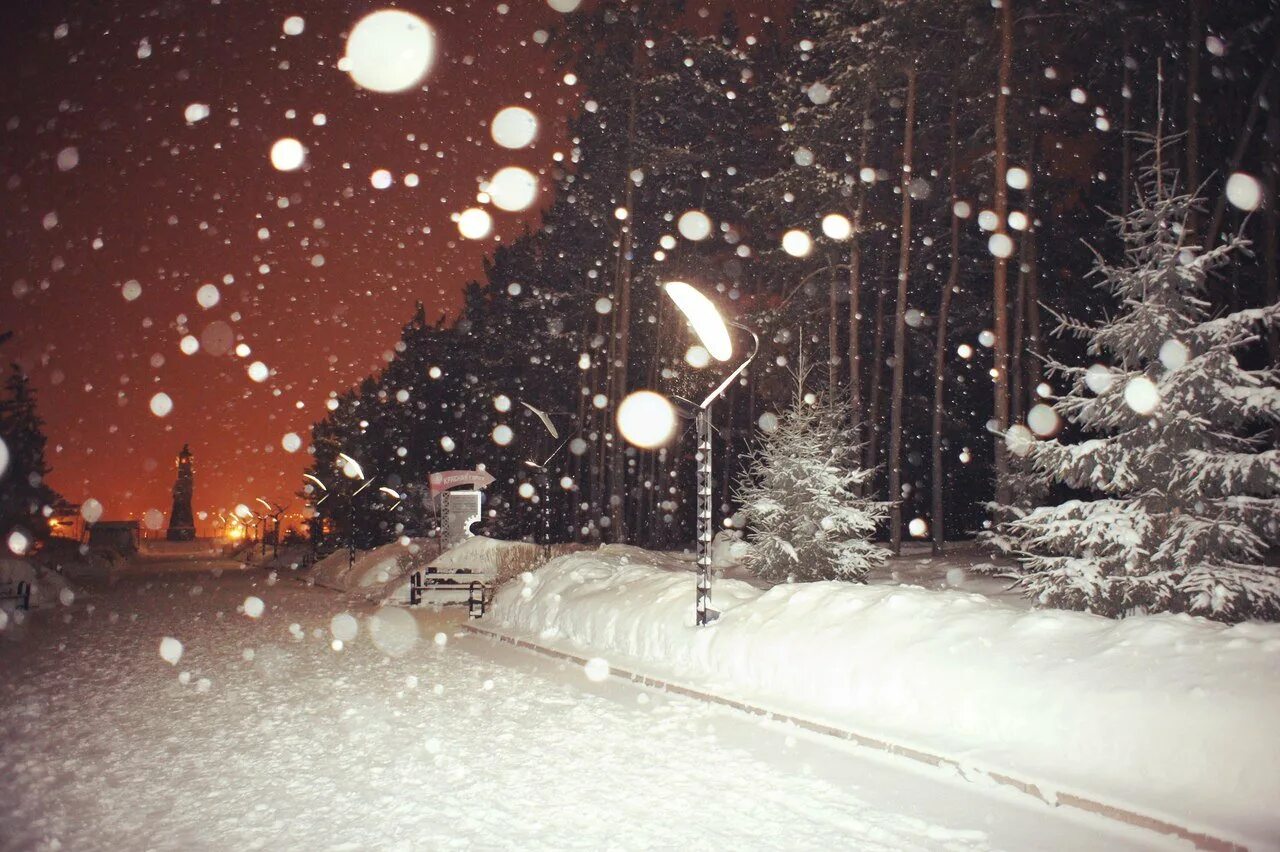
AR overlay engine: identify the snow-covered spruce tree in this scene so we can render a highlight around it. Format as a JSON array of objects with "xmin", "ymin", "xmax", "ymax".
[
  {"xmin": 735, "ymin": 389, "xmax": 886, "ymax": 583},
  {"xmin": 996, "ymin": 150, "xmax": 1280, "ymax": 622}
]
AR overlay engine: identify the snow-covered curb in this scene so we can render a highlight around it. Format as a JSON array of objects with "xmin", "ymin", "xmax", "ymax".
[{"xmin": 488, "ymin": 545, "xmax": 1280, "ymax": 850}]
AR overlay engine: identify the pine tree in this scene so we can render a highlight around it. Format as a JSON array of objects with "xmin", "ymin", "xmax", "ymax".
[
  {"xmin": 735, "ymin": 374, "xmax": 886, "ymax": 583},
  {"xmin": 995, "ymin": 148, "xmax": 1280, "ymax": 622},
  {"xmin": 0, "ymin": 357, "xmax": 58, "ymax": 549}
]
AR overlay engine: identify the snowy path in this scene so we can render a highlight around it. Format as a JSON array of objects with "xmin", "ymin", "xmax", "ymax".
[{"xmin": 1, "ymin": 559, "xmax": 1174, "ymax": 851}]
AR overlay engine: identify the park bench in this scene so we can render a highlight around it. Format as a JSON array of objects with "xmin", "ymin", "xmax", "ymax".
[
  {"xmin": 408, "ymin": 570, "xmax": 490, "ymax": 618},
  {"xmin": 0, "ymin": 580, "xmax": 32, "ymax": 611}
]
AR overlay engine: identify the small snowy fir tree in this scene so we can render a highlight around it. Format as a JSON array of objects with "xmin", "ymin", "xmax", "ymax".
[
  {"xmin": 996, "ymin": 146, "xmax": 1280, "ymax": 622},
  {"xmin": 735, "ymin": 387, "xmax": 886, "ymax": 583}
]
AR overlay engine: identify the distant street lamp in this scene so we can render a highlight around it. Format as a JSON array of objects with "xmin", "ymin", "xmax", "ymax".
[
  {"xmin": 256, "ymin": 497, "xmax": 288, "ymax": 559},
  {"xmin": 378, "ymin": 486, "xmax": 404, "ymax": 511},
  {"xmin": 662, "ymin": 281, "xmax": 758, "ymax": 626},
  {"xmin": 337, "ymin": 452, "xmax": 375, "ymax": 573},
  {"xmin": 521, "ymin": 401, "xmax": 571, "ymax": 560}
]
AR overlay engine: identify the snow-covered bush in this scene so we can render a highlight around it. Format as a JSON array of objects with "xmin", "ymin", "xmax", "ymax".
[
  {"xmin": 735, "ymin": 392, "xmax": 885, "ymax": 583},
  {"xmin": 995, "ymin": 150, "xmax": 1280, "ymax": 622}
]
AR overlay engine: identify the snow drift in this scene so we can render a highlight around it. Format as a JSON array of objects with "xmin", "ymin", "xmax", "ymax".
[
  {"xmin": 490, "ymin": 545, "xmax": 1280, "ymax": 847},
  {"xmin": 1, "ymin": 557, "xmax": 78, "ymax": 619},
  {"xmin": 309, "ymin": 538, "xmax": 437, "ymax": 592},
  {"xmin": 310, "ymin": 536, "xmax": 544, "ymax": 604}
]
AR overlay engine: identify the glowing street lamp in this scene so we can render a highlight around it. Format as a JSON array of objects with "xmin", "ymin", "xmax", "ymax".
[
  {"xmin": 661, "ymin": 281, "xmax": 758, "ymax": 626},
  {"xmin": 337, "ymin": 452, "xmax": 365, "ymax": 481},
  {"xmin": 521, "ymin": 400, "xmax": 572, "ymax": 559},
  {"xmin": 336, "ymin": 451, "xmax": 374, "ymax": 573},
  {"xmin": 303, "ymin": 474, "xmax": 330, "ymax": 507},
  {"xmin": 378, "ymin": 486, "xmax": 404, "ymax": 511}
]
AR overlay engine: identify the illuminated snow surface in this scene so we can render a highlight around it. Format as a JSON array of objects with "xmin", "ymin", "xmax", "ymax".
[{"xmin": 1, "ymin": 554, "xmax": 1166, "ymax": 850}]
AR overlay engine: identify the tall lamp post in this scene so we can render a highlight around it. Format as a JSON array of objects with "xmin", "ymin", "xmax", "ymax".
[
  {"xmin": 256, "ymin": 498, "xmax": 289, "ymax": 559},
  {"xmin": 521, "ymin": 401, "xmax": 571, "ymax": 561},
  {"xmin": 337, "ymin": 452, "xmax": 375, "ymax": 573},
  {"xmin": 302, "ymin": 474, "xmax": 329, "ymax": 559},
  {"xmin": 662, "ymin": 281, "xmax": 758, "ymax": 626}
]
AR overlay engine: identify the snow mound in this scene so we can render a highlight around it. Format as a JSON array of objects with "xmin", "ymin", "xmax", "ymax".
[
  {"xmin": 309, "ymin": 539, "xmax": 435, "ymax": 592},
  {"xmin": 370, "ymin": 536, "xmax": 550, "ymax": 605},
  {"xmin": 491, "ymin": 547, "xmax": 1280, "ymax": 847},
  {"xmin": 1, "ymin": 557, "xmax": 79, "ymax": 615}
]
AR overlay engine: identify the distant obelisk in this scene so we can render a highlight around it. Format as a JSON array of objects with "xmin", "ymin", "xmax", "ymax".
[{"xmin": 166, "ymin": 444, "xmax": 197, "ymax": 541}]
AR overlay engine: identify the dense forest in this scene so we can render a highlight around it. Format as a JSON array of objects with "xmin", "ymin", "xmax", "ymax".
[{"xmin": 304, "ymin": 0, "xmax": 1278, "ymax": 570}]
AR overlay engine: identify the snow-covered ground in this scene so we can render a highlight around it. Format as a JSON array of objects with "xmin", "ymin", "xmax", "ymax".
[
  {"xmin": 0, "ymin": 552, "xmax": 1170, "ymax": 850},
  {"xmin": 492, "ymin": 544, "xmax": 1280, "ymax": 850}
]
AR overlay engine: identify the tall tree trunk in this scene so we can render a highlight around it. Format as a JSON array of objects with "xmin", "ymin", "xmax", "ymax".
[
  {"xmin": 1121, "ymin": 37, "xmax": 1134, "ymax": 212},
  {"xmin": 888, "ymin": 66, "xmax": 917, "ymax": 556},
  {"xmin": 1012, "ymin": 240, "xmax": 1027, "ymax": 425},
  {"xmin": 931, "ymin": 96, "xmax": 960, "ymax": 556},
  {"xmin": 828, "ymin": 261, "xmax": 840, "ymax": 392},
  {"xmin": 1205, "ymin": 44, "xmax": 1280, "ymax": 252},
  {"xmin": 607, "ymin": 73, "xmax": 638, "ymax": 543},
  {"xmin": 865, "ymin": 256, "xmax": 890, "ymax": 487},
  {"xmin": 849, "ymin": 99, "xmax": 870, "ymax": 454},
  {"xmin": 991, "ymin": 0, "xmax": 1014, "ymax": 508},
  {"xmin": 1024, "ymin": 146, "xmax": 1043, "ymax": 399},
  {"xmin": 1185, "ymin": 0, "xmax": 1202, "ymax": 235},
  {"xmin": 593, "ymin": 311, "xmax": 610, "ymax": 539},
  {"xmin": 1267, "ymin": 108, "xmax": 1279, "ymax": 364}
]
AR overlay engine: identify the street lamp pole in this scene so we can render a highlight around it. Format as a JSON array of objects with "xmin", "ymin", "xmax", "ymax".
[
  {"xmin": 663, "ymin": 281, "xmax": 759, "ymax": 626},
  {"xmin": 522, "ymin": 401, "xmax": 570, "ymax": 562}
]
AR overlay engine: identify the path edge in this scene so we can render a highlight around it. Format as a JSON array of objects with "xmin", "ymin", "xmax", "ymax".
[{"xmin": 463, "ymin": 621, "xmax": 1249, "ymax": 852}]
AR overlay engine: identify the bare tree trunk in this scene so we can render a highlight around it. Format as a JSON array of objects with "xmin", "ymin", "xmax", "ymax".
[
  {"xmin": 1024, "ymin": 148, "xmax": 1043, "ymax": 398},
  {"xmin": 828, "ymin": 262, "xmax": 840, "ymax": 391},
  {"xmin": 849, "ymin": 100, "xmax": 870, "ymax": 457},
  {"xmin": 1206, "ymin": 45, "xmax": 1279, "ymax": 251},
  {"xmin": 931, "ymin": 97, "xmax": 960, "ymax": 556},
  {"xmin": 1267, "ymin": 108, "xmax": 1279, "ymax": 364},
  {"xmin": 591, "ymin": 311, "xmax": 608, "ymax": 539},
  {"xmin": 1121, "ymin": 37, "xmax": 1134, "ymax": 212},
  {"xmin": 1012, "ymin": 241, "xmax": 1027, "ymax": 425},
  {"xmin": 1185, "ymin": 0, "xmax": 1202, "ymax": 234},
  {"xmin": 607, "ymin": 74, "xmax": 638, "ymax": 543},
  {"xmin": 865, "ymin": 256, "xmax": 890, "ymax": 488},
  {"xmin": 992, "ymin": 0, "xmax": 1014, "ymax": 508},
  {"xmin": 888, "ymin": 66, "xmax": 917, "ymax": 556}
]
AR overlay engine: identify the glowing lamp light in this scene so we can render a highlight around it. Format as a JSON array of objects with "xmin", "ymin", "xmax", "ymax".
[
  {"xmin": 616, "ymin": 390, "xmax": 677, "ymax": 449},
  {"xmin": 337, "ymin": 452, "xmax": 365, "ymax": 480},
  {"xmin": 663, "ymin": 281, "xmax": 732, "ymax": 362}
]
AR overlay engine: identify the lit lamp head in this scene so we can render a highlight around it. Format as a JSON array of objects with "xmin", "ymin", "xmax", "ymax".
[
  {"xmin": 337, "ymin": 452, "xmax": 365, "ymax": 480},
  {"xmin": 662, "ymin": 281, "xmax": 758, "ymax": 411},
  {"xmin": 663, "ymin": 281, "xmax": 733, "ymax": 362}
]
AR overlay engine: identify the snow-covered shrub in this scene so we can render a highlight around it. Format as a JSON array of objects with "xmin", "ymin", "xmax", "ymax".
[
  {"xmin": 994, "ymin": 149, "xmax": 1280, "ymax": 622},
  {"xmin": 735, "ymin": 393, "xmax": 886, "ymax": 583}
]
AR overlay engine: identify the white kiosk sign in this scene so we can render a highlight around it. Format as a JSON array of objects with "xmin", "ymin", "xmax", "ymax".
[{"xmin": 439, "ymin": 489, "xmax": 482, "ymax": 551}]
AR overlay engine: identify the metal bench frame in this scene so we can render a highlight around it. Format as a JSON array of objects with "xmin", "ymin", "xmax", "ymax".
[
  {"xmin": 0, "ymin": 580, "xmax": 32, "ymax": 611},
  {"xmin": 408, "ymin": 571, "xmax": 489, "ymax": 618}
]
